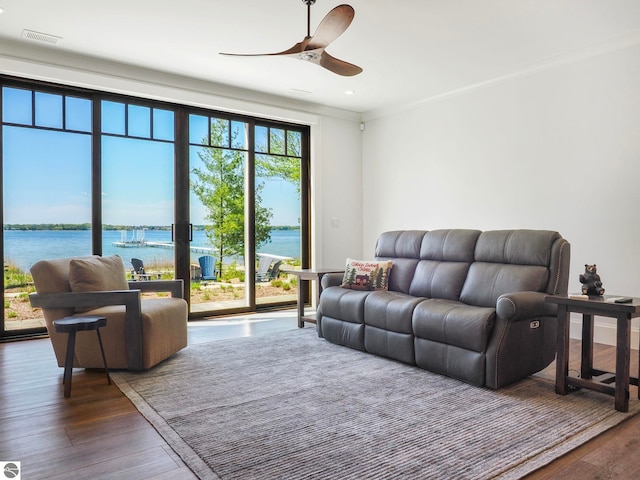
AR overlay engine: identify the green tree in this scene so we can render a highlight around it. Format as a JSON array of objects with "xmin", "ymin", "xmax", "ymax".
[
  {"xmin": 256, "ymin": 130, "xmax": 302, "ymax": 195},
  {"xmin": 346, "ymin": 267, "xmax": 356, "ymax": 286},
  {"xmin": 191, "ymin": 120, "xmax": 272, "ymax": 277}
]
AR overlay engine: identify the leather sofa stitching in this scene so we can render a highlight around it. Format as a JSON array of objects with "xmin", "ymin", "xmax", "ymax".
[
  {"xmin": 493, "ymin": 320, "xmax": 509, "ymax": 388},
  {"xmin": 442, "ymin": 230, "xmax": 450, "ymax": 261},
  {"xmin": 504, "ymin": 230, "xmax": 514, "ymax": 263},
  {"xmin": 551, "ymin": 241, "xmax": 567, "ymax": 295}
]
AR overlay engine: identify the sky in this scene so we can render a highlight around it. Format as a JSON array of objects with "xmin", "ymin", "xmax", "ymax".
[{"xmin": 2, "ymin": 86, "xmax": 301, "ymax": 226}]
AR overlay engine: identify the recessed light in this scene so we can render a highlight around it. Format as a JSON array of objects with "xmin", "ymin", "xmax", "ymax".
[
  {"xmin": 344, "ymin": 90, "xmax": 355, "ymax": 95},
  {"xmin": 0, "ymin": 7, "xmax": 4, "ymax": 14}
]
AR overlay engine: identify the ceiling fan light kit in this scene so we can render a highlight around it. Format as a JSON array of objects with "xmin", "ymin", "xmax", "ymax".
[{"xmin": 220, "ymin": 1, "xmax": 362, "ymax": 76}]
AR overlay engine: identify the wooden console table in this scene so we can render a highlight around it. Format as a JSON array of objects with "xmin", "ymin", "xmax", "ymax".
[
  {"xmin": 545, "ymin": 294, "xmax": 640, "ymax": 412},
  {"xmin": 290, "ymin": 268, "xmax": 344, "ymax": 328}
]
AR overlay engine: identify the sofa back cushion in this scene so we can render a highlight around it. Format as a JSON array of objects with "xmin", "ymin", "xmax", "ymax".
[
  {"xmin": 408, "ymin": 230, "xmax": 481, "ymax": 300},
  {"xmin": 419, "ymin": 229, "xmax": 480, "ymax": 263},
  {"xmin": 460, "ymin": 230, "xmax": 559, "ymax": 307},
  {"xmin": 473, "ymin": 230, "xmax": 561, "ymax": 266},
  {"xmin": 375, "ymin": 231, "xmax": 425, "ymax": 294},
  {"xmin": 460, "ymin": 263, "xmax": 549, "ymax": 307}
]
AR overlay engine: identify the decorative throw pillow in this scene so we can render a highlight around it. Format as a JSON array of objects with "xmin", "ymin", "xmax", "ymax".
[
  {"xmin": 341, "ymin": 258, "xmax": 393, "ymax": 291},
  {"xmin": 69, "ymin": 255, "xmax": 129, "ymax": 311}
]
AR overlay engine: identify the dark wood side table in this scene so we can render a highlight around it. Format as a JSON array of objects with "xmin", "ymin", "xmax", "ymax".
[
  {"xmin": 545, "ymin": 294, "xmax": 640, "ymax": 412},
  {"xmin": 289, "ymin": 268, "xmax": 344, "ymax": 328},
  {"xmin": 54, "ymin": 316, "xmax": 110, "ymax": 398}
]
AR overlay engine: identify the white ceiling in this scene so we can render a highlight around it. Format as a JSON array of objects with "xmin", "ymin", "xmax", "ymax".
[{"xmin": 1, "ymin": 0, "xmax": 640, "ymax": 114}]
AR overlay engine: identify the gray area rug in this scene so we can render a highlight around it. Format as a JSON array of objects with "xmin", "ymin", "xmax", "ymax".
[{"xmin": 111, "ymin": 328, "xmax": 640, "ymax": 479}]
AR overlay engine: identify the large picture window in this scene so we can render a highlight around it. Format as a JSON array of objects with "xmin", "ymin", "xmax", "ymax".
[{"xmin": 0, "ymin": 77, "xmax": 310, "ymax": 338}]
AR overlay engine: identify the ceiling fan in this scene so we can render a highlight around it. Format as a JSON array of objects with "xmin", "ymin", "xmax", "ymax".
[{"xmin": 220, "ymin": 0, "xmax": 362, "ymax": 77}]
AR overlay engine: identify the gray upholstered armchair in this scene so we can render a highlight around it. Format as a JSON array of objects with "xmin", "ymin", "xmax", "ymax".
[{"xmin": 29, "ymin": 255, "xmax": 188, "ymax": 370}]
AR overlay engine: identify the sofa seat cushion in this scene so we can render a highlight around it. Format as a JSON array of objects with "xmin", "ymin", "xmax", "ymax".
[
  {"xmin": 412, "ymin": 299, "xmax": 496, "ymax": 353},
  {"xmin": 319, "ymin": 286, "xmax": 371, "ymax": 325},
  {"xmin": 364, "ymin": 290, "xmax": 425, "ymax": 334}
]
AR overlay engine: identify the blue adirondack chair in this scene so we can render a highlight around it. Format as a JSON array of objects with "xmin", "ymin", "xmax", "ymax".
[{"xmin": 198, "ymin": 256, "xmax": 216, "ymax": 281}]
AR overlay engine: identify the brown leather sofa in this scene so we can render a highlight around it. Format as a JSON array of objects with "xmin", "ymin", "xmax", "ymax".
[{"xmin": 317, "ymin": 229, "xmax": 570, "ymax": 389}]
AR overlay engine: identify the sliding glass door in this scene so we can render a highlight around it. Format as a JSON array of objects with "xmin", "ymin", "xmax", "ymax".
[
  {"xmin": 1, "ymin": 77, "xmax": 310, "ymax": 336},
  {"xmin": 189, "ymin": 115, "xmax": 250, "ymax": 314},
  {"xmin": 2, "ymin": 86, "xmax": 92, "ymax": 334},
  {"xmin": 188, "ymin": 116, "xmax": 308, "ymax": 316},
  {"xmin": 100, "ymin": 100, "xmax": 175, "ymax": 280},
  {"xmin": 254, "ymin": 125, "xmax": 303, "ymax": 307}
]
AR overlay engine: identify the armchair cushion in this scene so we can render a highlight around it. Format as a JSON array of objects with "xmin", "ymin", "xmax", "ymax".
[
  {"xmin": 72, "ymin": 298, "xmax": 188, "ymax": 369},
  {"xmin": 69, "ymin": 255, "xmax": 129, "ymax": 312},
  {"xmin": 69, "ymin": 254, "xmax": 129, "ymax": 293}
]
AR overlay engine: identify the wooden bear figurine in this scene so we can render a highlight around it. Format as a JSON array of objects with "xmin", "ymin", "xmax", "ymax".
[{"xmin": 579, "ymin": 264, "xmax": 605, "ymax": 296}]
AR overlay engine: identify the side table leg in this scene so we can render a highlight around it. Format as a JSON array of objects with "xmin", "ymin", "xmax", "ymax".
[
  {"xmin": 615, "ymin": 314, "xmax": 631, "ymax": 412},
  {"xmin": 96, "ymin": 328, "xmax": 111, "ymax": 386},
  {"xmin": 63, "ymin": 331, "xmax": 76, "ymax": 398},
  {"xmin": 555, "ymin": 305, "xmax": 570, "ymax": 395},
  {"xmin": 581, "ymin": 314, "xmax": 594, "ymax": 379},
  {"xmin": 297, "ymin": 280, "xmax": 305, "ymax": 328}
]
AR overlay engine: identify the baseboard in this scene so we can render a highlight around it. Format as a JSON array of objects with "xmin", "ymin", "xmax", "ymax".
[{"xmin": 570, "ymin": 315, "xmax": 640, "ymax": 350}]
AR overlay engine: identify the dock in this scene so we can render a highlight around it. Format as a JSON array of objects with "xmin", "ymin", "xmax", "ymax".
[
  {"xmin": 112, "ymin": 229, "xmax": 215, "ymax": 254},
  {"xmin": 112, "ymin": 240, "xmax": 215, "ymax": 254}
]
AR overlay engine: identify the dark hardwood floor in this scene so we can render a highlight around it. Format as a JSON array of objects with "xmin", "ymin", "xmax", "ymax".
[{"xmin": 1, "ymin": 311, "xmax": 639, "ymax": 479}]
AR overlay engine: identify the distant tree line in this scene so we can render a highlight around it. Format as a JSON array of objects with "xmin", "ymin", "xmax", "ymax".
[{"xmin": 3, "ymin": 223, "xmax": 300, "ymax": 231}]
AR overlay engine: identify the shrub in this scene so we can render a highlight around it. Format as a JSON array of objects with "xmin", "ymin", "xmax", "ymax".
[
  {"xmin": 3, "ymin": 263, "xmax": 32, "ymax": 288},
  {"xmin": 222, "ymin": 261, "xmax": 245, "ymax": 282}
]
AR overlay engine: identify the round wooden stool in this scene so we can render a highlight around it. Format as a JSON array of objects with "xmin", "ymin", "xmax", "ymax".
[{"xmin": 53, "ymin": 316, "xmax": 110, "ymax": 398}]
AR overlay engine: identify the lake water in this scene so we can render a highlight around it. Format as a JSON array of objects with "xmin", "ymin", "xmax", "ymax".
[{"xmin": 3, "ymin": 229, "xmax": 301, "ymax": 272}]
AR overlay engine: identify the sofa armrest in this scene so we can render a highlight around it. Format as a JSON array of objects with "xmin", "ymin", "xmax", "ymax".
[
  {"xmin": 127, "ymin": 279, "xmax": 184, "ymax": 298},
  {"xmin": 496, "ymin": 291, "xmax": 557, "ymax": 321},
  {"xmin": 321, "ymin": 273, "xmax": 343, "ymax": 289}
]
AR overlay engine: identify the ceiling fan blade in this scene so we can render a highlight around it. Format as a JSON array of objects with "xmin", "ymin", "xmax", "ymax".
[
  {"xmin": 318, "ymin": 50, "xmax": 363, "ymax": 76},
  {"xmin": 220, "ymin": 42, "xmax": 305, "ymax": 57},
  {"xmin": 306, "ymin": 4, "xmax": 355, "ymax": 50},
  {"xmin": 219, "ymin": 4, "xmax": 361, "ymax": 76}
]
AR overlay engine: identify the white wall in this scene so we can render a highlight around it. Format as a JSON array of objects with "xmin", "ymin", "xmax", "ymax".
[
  {"xmin": 311, "ymin": 116, "xmax": 364, "ymax": 268},
  {"xmin": 0, "ymin": 40, "xmax": 364, "ymax": 271},
  {"xmin": 362, "ymin": 43, "xmax": 640, "ymax": 345}
]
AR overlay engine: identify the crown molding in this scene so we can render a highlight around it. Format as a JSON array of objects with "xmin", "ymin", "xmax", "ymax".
[{"xmin": 362, "ymin": 30, "xmax": 640, "ymax": 122}]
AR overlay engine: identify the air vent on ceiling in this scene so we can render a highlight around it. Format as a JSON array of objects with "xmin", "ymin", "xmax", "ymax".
[{"xmin": 21, "ymin": 29, "xmax": 62, "ymax": 45}]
